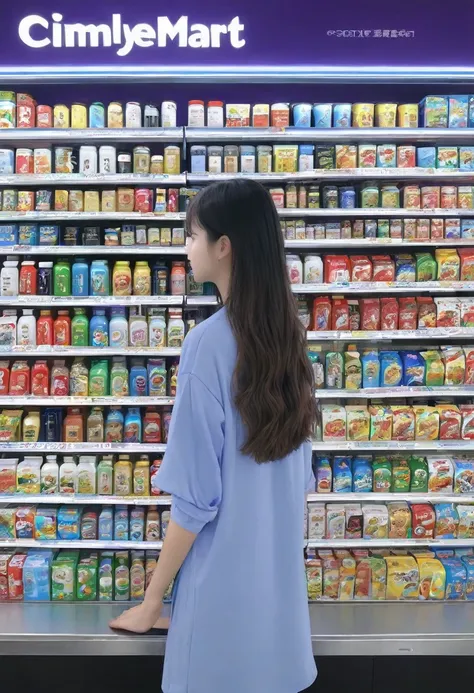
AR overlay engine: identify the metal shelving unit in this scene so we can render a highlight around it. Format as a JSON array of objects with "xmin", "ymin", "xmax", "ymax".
[
  {"xmin": 0, "ymin": 211, "xmax": 186, "ymax": 221},
  {"xmin": 0, "ymin": 346, "xmax": 182, "ymax": 357},
  {"xmin": 0, "ymin": 128, "xmax": 184, "ymax": 143},
  {"xmin": 0, "ymin": 246, "xmax": 188, "ymax": 256},
  {"xmin": 314, "ymin": 385, "xmax": 474, "ymax": 399},
  {"xmin": 0, "ymin": 493, "xmax": 170, "ymax": 506},
  {"xmin": 0, "ymin": 396, "xmax": 175, "ymax": 406},
  {"xmin": 1, "ymin": 538, "xmax": 163, "ymax": 550},
  {"xmin": 0, "ymin": 442, "xmax": 167, "ymax": 453},
  {"xmin": 311, "ymin": 440, "xmax": 474, "ymax": 451},
  {"xmin": 0, "ymin": 173, "xmax": 185, "ymax": 186},
  {"xmin": 307, "ymin": 327, "xmax": 474, "ymax": 341},
  {"xmin": 187, "ymin": 169, "xmax": 474, "ymax": 184},
  {"xmin": 278, "ymin": 208, "xmax": 474, "ymax": 218},
  {"xmin": 292, "ymin": 281, "xmax": 474, "ymax": 294},
  {"xmin": 307, "ymin": 491, "xmax": 474, "ymax": 503},
  {"xmin": 0, "ymin": 295, "xmax": 184, "ymax": 306}
]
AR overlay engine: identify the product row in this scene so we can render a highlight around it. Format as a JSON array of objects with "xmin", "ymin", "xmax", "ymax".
[
  {"xmin": 189, "ymin": 143, "xmax": 474, "ymax": 174},
  {"xmin": 305, "ymin": 549, "xmax": 473, "ymax": 602},
  {"xmin": 1, "ymin": 549, "xmax": 171, "ymax": 603},
  {"xmin": 0, "ymin": 357, "xmax": 179, "ymax": 397},
  {"xmin": 0, "ymin": 92, "xmax": 178, "ymax": 129},
  {"xmin": 319, "ymin": 404, "xmax": 474, "ymax": 443},
  {"xmin": 0, "ymin": 504, "xmax": 169, "ymax": 542},
  {"xmin": 281, "ymin": 217, "xmax": 474, "ymax": 241},
  {"xmin": 304, "ymin": 295, "xmax": 473, "ymax": 333},
  {"xmin": 0, "ymin": 454, "xmax": 166, "ymax": 496},
  {"xmin": 0, "ymin": 186, "xmax": 184, "ymax": 216},
  {"xmin": 0, "ymin": 307, "xmax": 188, "ymax": 348},
  {"xmin": 310, "ymin": 455, "xmax": 472, "ymax": 495},
  {"xmin": 309, "ymin": 347, "xmax": 474, "ymax": 390},
  {"xmin": 1, "ymin": 258, "xmax": 192, "ymax": 297},
  {"xmin": 0, "ymin": 406, "xmax": 172, "ymax": 444}
]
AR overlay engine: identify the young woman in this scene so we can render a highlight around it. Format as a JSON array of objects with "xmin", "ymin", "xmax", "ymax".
[{"xmin": 110, "ymin": 179, "xmax": 317, "ymax": 693}]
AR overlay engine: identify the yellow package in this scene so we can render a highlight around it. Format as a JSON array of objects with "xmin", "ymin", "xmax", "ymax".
[
  {"xmin": 273, "ymin": 145, "xmax": 298, "ymax": 173},
  {"xmin": 369, "ymin": 555, "xmax": 387, "ymax": 600},
  {"xmin": 305, "ymin": 554, "xmax": 323, "ymax": 601},
  {"xmin": 369, "ymin": 404, "xmax": 393, "ymax": 441},
  {"xmin": 346, "ymin": 405, "xmax": 370, "ymax": 441},
  {"xmin": 441, "ymin": 346, "xmax": 465, "ymax": 386},
  {"xmin": 435, "ymin": 248, "xmax": 460, "ymax": 281},
  {"xmin": 101, "ymin": 190, "xmax": 117, "ymax": 213},
  {"xmin": 336, "ymin": 144, "xmax": 357, "ymax": 169},
  {"xmin": 414, "ymin": 405, "xmax": 440, "ymax": 440},
  {"xmin": 84, "ymin": 190, "xmax": 100, "ymax": 212},
  {"xmin": 334, "ymin": 550, "xmax": 356, "ymax": 601},
  {"xmin": 416, "ymin": 557, "xmax": 446, "ymax": 600},
  {"xmin": 385, "ymin": 556, "xmax": 419, "ymax": 599},
  {"xmin": 0, "ymin": 410, "xmax": 22, "ymax": 442}
]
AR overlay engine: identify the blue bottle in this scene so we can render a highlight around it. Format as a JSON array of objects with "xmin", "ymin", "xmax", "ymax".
[
  {"xmin": 105, "ymin": 407, "xmax": 124, "ymax": 441},
  {"xmin": 89, "ymin": 308, "xmax": 109, "ymax": 347},
  {"xmin": 90, "ymin": 259, "xmax": 109, "ymax": 296},
  {"xmin": 129, "ymin": 359, "xmax": 148, "ymax": 396},
  {"xmin": 124, "ymin": 407, "xmax": 142, "ymax": 442},
  {"xmin": 72, "ymin": 259, "xmax": 89, "ymax": 297},
  {"xmin": 41, "ymin": 408, "xmax": 62, "ymax": 442}
]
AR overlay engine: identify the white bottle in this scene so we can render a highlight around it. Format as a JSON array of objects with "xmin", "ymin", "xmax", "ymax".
[
  {"xmin": 75, "ymin": 455, "xmax": 97, "ymax": 495},
  {"xmin": 1, "ymin": 259, "xmax": 19, "ymax": 296},
  {"xmin": 59, "ymin": 456, "xmax": 77, "ymax": 495},
  {"xmin": 41, "ymin": 454, "xmax": 59, "ymax": 494},
  {"xmin": 129, "ymin": 309, "xmax": 148, "ymax": 347},
  {"xmin": 17, "ymin": 309, "xmax": 36, "ymax": 346},
  {"xmin": 167, "ymin": 308, "xmax": 185, "ymax": 348},
  {"xmin": 148, "ymin": 310, "xmax": 166, "ymax": 348}
]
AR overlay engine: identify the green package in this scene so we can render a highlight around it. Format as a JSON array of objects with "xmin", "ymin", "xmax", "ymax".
[
  {"xmin": 409, "ymin": 456, "xmax": 429, "ymax": 492},
  {"xmin": 416, "ymin": 253, "xmax": 437, "ymax": 282},
  {"xmin": 391, "ymin": 457, "xmax": 411, "ymax": 493},
  {"xmin": 373, "ymin": 457, "xmax": 392, "ymax": 492},
  {"xmin": 52, "ymin": 551, "xmax": 79, "ymax": 601},
  {"xmin": 89, "ymin": 360, "xmax": 109, "ymax": 397},
  {"xmin": 99, "ymin": 552, "xmax": 114, "ymax": 602},
  {"xmin": 114, "ymin": 551, "xmax": 130, "ymax": 601},
  {"xmin": 421, "ymin": 351, "xmax": 445, "ymax": 386},
  {"xmin": 77, "ymin": 552, "xmax": 98, "ymax": 601}
]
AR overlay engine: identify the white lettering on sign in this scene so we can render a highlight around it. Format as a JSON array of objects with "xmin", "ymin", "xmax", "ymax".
[{"xmin": 18, "ymin": 13, "xmax": 246, "ymax": 54}]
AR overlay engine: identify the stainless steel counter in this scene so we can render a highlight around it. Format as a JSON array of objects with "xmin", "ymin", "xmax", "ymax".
[{"xmin": 0, "ymin": 602, "xmax": 473, "ymax": 656}]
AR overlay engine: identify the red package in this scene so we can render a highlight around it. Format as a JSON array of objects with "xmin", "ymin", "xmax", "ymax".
[
  {"xmin": 403, "ymin": 185, "xmax": 421, "ymax": 209},
  {"xmin": 417, "ymin": 298, "xmax": 436, "ymax": 328},
  {"xmin": 8, "ymin": 360, "xmax": 30, "ymax": 396},
  {"xmin": 397, "ymin": 145, "xmax": 416, "ymax": 168},
  {"xmin": 348, "ymin": 300, "xmax": 360, "ymax": 331},
  {"xmin": 399, "ymin": 297, "xmax": 417, "ymax": 330},
  {"xmin": 312, "ymin": 297, "xmax": 331, "ymax": 331},
  {"xmin": 360, "ymin": 298, "xmax": 380, "ymax": 331},
  {"xmin": 134, "ymin": 188, "xmax": 153, "ymax": 213},
  {"xmin": 421, "ymin": 186, "xmax": 440, "ymax": 209},
  {"xmin": 323, "ymin": 255, "xmax": 350, "ymax": 284},
  {"xmin": 350, "ymin": 256, "xmax": 373, "ymax": 282},
  {"xmin": 17, "ymin": 93, "xmax": 36, "ymax": 128},
  {"xmin": 167, "ymin": 188, "xmax": 179, "ymax": 213},
  {"xmin": 411, "ymin": 504, "xmax": 435, "ymax": 539},
  {"xmin": 8, "ymin": 554, "xmax": 27, "ymax": 600},
  {"xmin": 36, "ymin": 104, "xmax": 53, "ymax": 128},
  {"xmin": 380, "ymin": 297, "xmax": 399, "ymax": 330},
  {"xmin": 31, "ymin": 360, "xmax": 49, "ymax": 397},
  {"xmin": 372, "ymin": 255, "xmax": 395, "ymax": 282},
  {"xmin": 430, "ymin": 219, "xmax": 444, "ymax": 239},
  {"xmin": 465, "ymin": 348, "xmax": 474, "ymax": 385},
  {"xmin": 0, "ymin": 362, "xmax": 10, "ymax": 395},
  {"xmin": 331, "ymin": 298, "xmax": 350, "ymax": 331},
  {"xmin": 458, "ymin": 249, "xmax": 474, "ymax": 281},
  {"xmin": 438, "ymin": 405, "xmax": 462, "ymax": 440}
]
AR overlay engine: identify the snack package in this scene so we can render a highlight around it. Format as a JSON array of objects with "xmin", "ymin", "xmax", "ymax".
[
  {"xmin": 322, "ymin": 405, "xmax": 346, "ymax": 441},
  {"xmin": 335, "ymin": 551, "xmax": 356, "ymax": 600},
  {"xmin": 373, "ymin": 457, "xmax": 392, "ymax": 492},
  {"xmin": 411, "ymin": 504, "xmax": 436, "ymax": 538},
  {"xmin": 416, "ymin": 557, "xmax": 446, "ymax": 600},
  {"xmin": 322, "ymin": 557, "xmax": 340, "ymax": 600},
  {"xmin": 332, "ymin": 456, "xmax": 352, "ymax": 492},
  {"xmin": 354, "ymin": 557, "xmax": 386, "ymax": 600},
  {"xmin": 395, "ymin": 254, "xmax": 416, "ymax": 282},
  {"xmin": 305, "ymin": 552, "xmax": 323, "ymax": 601},
  {"xmin": 362, "ymin": 505, "xmax": 388, "ymax": 539},
  {"xmin": 441, "ymin": 346, "xmax": 465, "ymax": 385},
  {"xmin": 401, "ymin": 351, "xmax": 425, "ymax": 386},
  {"xmin": 372, "ymin": 255, "xmax": 395, "ymax": 282},
  {"xmin": 380, "ymin": 351, "xmax": 403, "ymax": 387},
  {"xmin": 415, "ymin": 253, "xmax": 437, "ymax": 282},
  {"xmin": 388, "ymin": 502, "xmax": 411, "ymax": 539},
  {"xmin": 346, "ymin": 406, "xmax": 370, "ymax": 442},
  {"xmin": 435, "ymin": 298, "xmax": 461, "ymax": 328},
  {"xmin": 391, "ymin": 457, "xmax": 411, "ymax": 492},
  {"xmin": 344, "ymin": 350, "xmax": 362, "ymax": 390},
  {"xmin": 435, "ymin": 503, "xmax": 459, "ymax": 538},
  {"xmin": 437, "ymin": 404, "xmax": 462, "ymax": 440},
  {"xmin": 326, "ymin": 504, "xmax": 345, "ymax": 540},
  {"xmin": 435, "ymin": 248, "xmax": 460, "ymax": 281},
  {"xmin": 325, "ymin": 352, "xmax": 344, "ymax": 389},
  {"xmin": 453, "ymin": 458, "xmax": 474, "ymax": 493},
  {"xmin": 459, "ymin": 248, "xmax": 474, "ymax": 280},
  {"xmin": 307, "ymin": 503, "xmax": 326, "ymax": 540},
  {"xmin": 312, "ymin": 296, "xmax": 331, "ymax": 331},
  {"xmin": 349, "ymin": 458, "xmax": 371, "ymax": 495},
  {"xmin": 380, "ymin": 297, "xmax": 399, "ymax": 331},
  {"xmin": 409, "ymin": 456, "xmax": 429, "ymax": 492},
  {"xmin": 461, "ymin": 556, "xmax": 474, "ymax": 600},
  {"xmin": 461, "ymin": 404, "xmax": 474, "ymax": 439},
  {"xmin": 331, "ymin": 298, "xmax": 350, "ymax": 331},
  {"xmin": 414, "ymin": 406, "xmax": 440, "ymax": 440},
  {"xmin": 348, "ymin": 300, "xmax": 360, "ymax": 330},
  {"xmin": 464, "ymin": 347, "xmax": 474, "ymax": 384},
  {"xmin": 398, "ymin": 297, "xmax": 417, "ymax": 330},
  {"xmin": 323, "ymin": 255, "xmax": 350, "ymax": 284},
  {"xmin": 350, "ymin": 256, "xmax": 372, "ymax": 282},
  {"xmin": 361, "ymin": 350, "xmax": 380, "ymax": 387},
  {"xmin": 427, "ymin": 456, "xmax": 454, "ymax": 493},
  {"xmin": 441, "ymin": 558, "xmax": 466, "ymax": 600},
  {"xmin": 0, "ymin": 508, "xmax": 15, "ymax": 540},
  {"xmin": 461, "ymin": 299, "xmax": 474, "ymax": 327},
  {"xmin": 369, "ymin": 405, "xmax": 393, "ymax": 441},
  {"xmin": 360, "ymin": 298, "xmax": 380, "ymax": 331},
  {"xmin": 457, "ymin": 505, "xmax": 474, "ymax": 538},
  {"xmin": 315, "ymin": 457, "xmax": 332, "ymax": 493},
  {"xmin": 421, "ymin": 351, "xmax": 445, "ymax": 386},
  {"xmin": 385, "ymin": 556, "xmax": 419, "ymax": 599},
  {"xmin": 391, "ymin": 405, "xmax": 415, "ymax": 441}
]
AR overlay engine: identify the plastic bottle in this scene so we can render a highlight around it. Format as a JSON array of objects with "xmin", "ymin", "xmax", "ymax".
[
  {"xmin": 72, "ymin": 259, "xmax": 89, "ymax": 297},
  {"xmin": 170, "ymin": 261, "xmax": 186, "ymax": 296},
  {"xmin": 112, "ymin": 260, "xmax": 132, "ymax": 296},
  {"xmin": 89, "ymin": 359, "xmax": 109, "ymax": 396},
  {"xmin": 148, "ymin": 310, "xmax": 166, "ymax": 348},
  {"xmin": 87, "ymin": 407, "xmax": 104, "ymax": 442},
  {"xmin": 54, "ymin": 310, "xmax": 71, "ymax": 346},
  {"xmin": 124, "ymin": 407, "xmax": 142, "ymax": 442},
  {"xmin": 17, "ymin": 309, "xmax": 36, "ymax": 346},
  {"xmin": 19, "ymin": 260, "xmax": 37, "ymax": 295},
  {"xmin": 31, "ymin": 361, "xmax": 49, "ymax": 396},
  {"xmin": 90, "ymin": 259, "xmax": 109, "ymax": 296},
  {"xmin": 22, "ymin": 410, "xmax": 41, "ymax": 442},
  {"xmin": 129, "ymin": 308, "xmax": 148, "ymax": 347},
  {"xmin": 36, "ymin": 310, "xmax": 53, "ymax": 346},
  {"xmin": 167, "ymin": 308, "xmax": 185, "ymax": 347},
  {"xmin": 129, "ymin": 359, "xmax": 148, "ymax": 396},
  {"xmin": 41, "ymin": 408, "xmax": 62, "ymax": 442},
  {"xmin": 75, "ymin": 455, "xmax": 97, "ymax": 494},
  {"xmin": 38, "ymin": 261, "xmax": 53, "ymax": 295},
  {"xmin": 63, "ymin": 408, "xmax": 84, "ymax": 443},
  {"xmin": 41, "ymin": 454, "xmax": 59, "ymax": 494},
  {"xmin": 111, "ymin": 357, "xmax": 129, "ymax": 397},
  {"xmin": 143, "ymin": 408, "xmax": 161, "ymax": 443},
  {"xmin": 59, "ymin": 455, "xmax": 77, "ymax": 494},
  {"xmin": 109, "ymin": 307, "xmax": 128, "ymax": 348},
  {"xmin": 105, "ymin": 407, "xmax": 124, "ymax": 442},
  {"xmin": 50, "ymin": 360, "xmax": 69, "ymax": 397},
  {"xmin": 1, "ymin": 259, "xmax": 19, "ymax": 296},
  {"xmin": 133, "ymin": 261, "xmax": 151, "ymax": 296},
  {"xmin": 145, "ymin": 506, "xmax": 160, "ymax": 540},
  {"xmin": 71, "ymin": 308, "xmax": 89, "ymax": 347},
  {"xmin": 133, "ymin": 457, "xmax": 150, "ymax": 496},
  {"xmin": 53, "ymin": 260, "xmax": 71, "ymax": 296},
  {"xmin": 70, "ymin": 358, "xmax": 89, "ymax": 396},
  {"xmin": 97, "ymin": 456, "xmax": 114, "ymax": 495},
  {"xmin": 90, "ymin": 308, "xmax": 109, "ymax": 347},
  {"xmin": 114, "ymin": 455, "xmax": 133, "ymax": 495}
]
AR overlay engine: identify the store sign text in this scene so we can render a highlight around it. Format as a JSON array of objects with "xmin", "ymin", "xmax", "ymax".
[{"xmin": 18, "ymin": 13, "xmax": 246, "ymax": 57}]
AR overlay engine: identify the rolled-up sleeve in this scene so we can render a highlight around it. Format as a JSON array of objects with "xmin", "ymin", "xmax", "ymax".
[{"xmin": 156, "ymin": 372, "xmax": 224, "ymax": 534}]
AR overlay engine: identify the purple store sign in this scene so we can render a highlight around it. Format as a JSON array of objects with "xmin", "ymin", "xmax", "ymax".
[{"xmin": 1, "ymin": 0, "xmax": 474, "ymax": 79}]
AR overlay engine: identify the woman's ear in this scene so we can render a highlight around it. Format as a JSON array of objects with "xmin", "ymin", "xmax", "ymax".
[{"xmin": 218, "ymin": 235, "xmax": 232, "ymax": 261}]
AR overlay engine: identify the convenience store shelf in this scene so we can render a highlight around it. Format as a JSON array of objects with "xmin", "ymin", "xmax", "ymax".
[
  {"xmin": 0, "ymin": 295, "xmax": 183, "ymax": 307},
  {"xmin": 307, "ymin": 492, "xmax": 474, "ymax": 503},
  {"xmin": 311, "ymin": 440, "xmax": 474, "ymax": 451},
  {"xmin": 315, "ymin": 386, "xmax": 474, "ymax": 399},
  {"xmin": 185, "ymin": 295, "xmax": 219, "ymax": 306},
  {"xmin": 0, "ymin": 443, "xmax": 167, "ymax": 453},
  {"xmin": 293, "ymin": 281, "xmax": 474, "ymax": 294},
  {"xmin": 0, "ymin": 494, "xmax": 171, "ymax": 506},
  {"xmin": 286, "ymin": 238, "xmax": 474, "ymax": 249},
  {"xmin": 0, "ymin": 539, "xmax": 163, "ymax": 550},
  {"xmin": 0, "ymin": 347, "xmax": 182, "ymax": 357},
  {"xmin": 278, "ymin": 208, "xmax": 474, "ymax": 218},
  {"xmin": 306, "ymin": 538, "xmax": 474, "ymax": 548},
  {"xmin": 0, "ymin": 174, "xmax": 186, "ymax": 186},
  {"xmin": 0, "ymin": 396, "xmax": 175, "ymax": 406},
  {"xmin": 0, "ymin": 246, "xmax": 188, "ymax": 256},
  {"xmin": 0, "ymin": 212, "xmax": 186, "ymax": 222},
  {"xmin": 184, "ymin": 127, "xmax": 474, "ymax": 145},
  {"xmin": 0, "ymin": 128, "xmax": 184, "ymax": 144},
  {"xmin": 187, "ymin": 169, "xmax": 474, "ymax": 184},
  {"xmin": 0, "ymin": 602, "xmax": 473, "ymax": 657},
  {"xmin": 307, "ymin": 328, "xmax": 474, "ymax": 341}
]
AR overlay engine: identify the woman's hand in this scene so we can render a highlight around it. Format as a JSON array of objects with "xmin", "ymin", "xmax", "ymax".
[{"xmin": 109, "ymin": 600, "xmax": 168, "ymax": 633}]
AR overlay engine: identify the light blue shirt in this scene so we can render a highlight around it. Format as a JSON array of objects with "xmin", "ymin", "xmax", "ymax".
[{"xmin": 157, "ymin": 307, "xmax": 316, "ymax": 693}]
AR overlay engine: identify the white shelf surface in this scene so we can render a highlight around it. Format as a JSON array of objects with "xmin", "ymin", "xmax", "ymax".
[
  {"xmin": 315, "ymin": 386, "xmax": 474, "ymax": 399},
  {"xmin": 0, "ymin": 494, "xmax": 171, "ymax": 506},
  {"xmin": 187, "ymin": 169, "xmax": 474, "ymax": 183},
  {"xmin": 286, "ymin": 238, "xmax": 474, "ymax": 249},
  {"xmin": 0, "ymin": 212, "xmax": 186, "ymax": 222},
  {"xmin": 0, "ymin": 127, "xmax": 184, "ymax": 143},
  {"xmin": 306, "ymin": 538, "xmax": 474, "ymax": 548},
  {"xmin": 278, "ymin": 208, "xmax": 474, "ymax": 218},
  {"xmin": 292, "ymin": 281, "xmax": 474, "ymax": 294},
  {"xmin": 307, "ymin": 328, "xmax": 474, "ymax": 341},
  {"xmin": 0, "ymin": 245, "xmax": 187, "ymax": 256},
  {"xmin": 311, "ymin": 440, "xmax": 474, "ymax": 451},
  {"xmin": 307, "ymin": 492, "xmax": 474, "ymax": 503},
  {"xmin": 0, "ymin": 443, "xmax": 167, "ymax": 453},
  {"xmin": 0, "ymin": 174, "xmax": 185, "ymax": 186},
  {"xmin": 0, "ymin": 295, "xmax": 183, "ymax": 307},
  {"xmin": 0, "ymin": 346, "xmax": 182, "ymax": 357},
  {"xmin": 0, "ymin": 539, "xmax": 163, "ymax": 550},
  {"xmin": 0, "ymin": 396, "xmax": 175, "ymax": 406}
]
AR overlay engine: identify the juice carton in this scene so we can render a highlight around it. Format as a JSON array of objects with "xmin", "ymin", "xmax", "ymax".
[
  {"xmin": 34, "ymin": 507, "xmax": 57, "ymax": 540},
  {"xmin": 57, "ymin": 506, "xmax": 81, "ymax": 540},
  {"xmin": 114, "ymin": 551, "xmax": 130, "ymax": 601},
  {"xmin": 419, "ymin": 96, "xmax": 448, "ymax": 128},
  {"xmin": 76, "ymin": 552, "xmax": 98, "ymax": 601},
  {"xmin": 449, "ymin": 95, "xmax": 469, "ymax": 128},
  {"xmin": 114, "ymin": 506, "xmax": 129, "ymax": 541},
  {"xmin": 99, "ymin": 552, "xmax": 114, "ymax": 601},
  {"xmin": 8, "ymin": 554, "xmax": 27, "ymax": 600},
  {"xmin": 307, "ymin": 503, "xmax": 326, "ymax": 540},
  {"xmin": 52, "ymin": 551, "xmax": 79, "ymax": 601},
  {"xmin": 0, "ymin": 552, "xmax": 14, "ymax": 600},
  {"xmin": 99, "ymin": 508, "xmax": 113, "ymax": 541},
  {"xmin": 24, "ymin": 551, "xmax": 54, "ymax": 601},
  {"xmin": 130, "ymin": 550, "xmax": 146, "ymax": 601}
]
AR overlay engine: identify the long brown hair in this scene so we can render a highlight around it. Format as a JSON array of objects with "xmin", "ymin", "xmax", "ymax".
[{"xmin": 187, "ymin": 179, "xmax": 316, "ymax": 462}]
